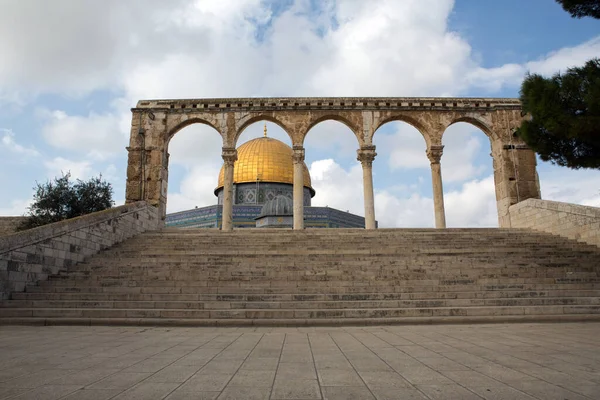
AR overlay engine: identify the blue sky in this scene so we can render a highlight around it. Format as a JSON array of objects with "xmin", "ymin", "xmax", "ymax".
[{"xmin": 0, "ymin": 0, "xmax": 599, "ymax": 227}]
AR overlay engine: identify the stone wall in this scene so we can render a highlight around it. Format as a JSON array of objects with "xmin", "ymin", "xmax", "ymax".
[
  {"xmin": 0, "ymin": 217, "xmax": 27, "ymax": 237},
  {"xmin": 0, "ymin": 202, "xmax": 160, "ymax": 300},
  {"xmin": 509, "ymin": 199, "xmax": 600, "ymax": 247}
]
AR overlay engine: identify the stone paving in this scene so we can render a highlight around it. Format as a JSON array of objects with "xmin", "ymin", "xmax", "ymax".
[{"xmin": 0, "ymin": 323, "xmax": 599, "ymax": 400}]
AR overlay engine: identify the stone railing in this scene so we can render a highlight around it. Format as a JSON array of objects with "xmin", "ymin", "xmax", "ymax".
[
  {"xmin": 509, "ymin": 199, "xmax": 600, "ymax": 247},
  {"xmin": 0, "ymin": 217, "xmax": 27, "ymax": 237},
  {"xmin": 0, "ymin": 202, "xmax": 160, "ymax": 300}
]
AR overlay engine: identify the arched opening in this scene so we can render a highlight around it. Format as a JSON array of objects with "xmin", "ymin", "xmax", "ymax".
[
  {"xmin": 234, "ymin": 115, "xmax": 293, "ymax": 147},
  {"xmin": 442, "ymin": 122, "xmax": 497, "ymax": 227},
  {"xmin": 221, "ymin": 121, "xmax": 299, "ymax": 228},
  {"xmin": 164, "ymin": 123, "xmax": 223, "ymax": 228},
  {"xmin": 303, "ymin": 120, "xmax": 365, "ymax": 228},
  {"xmin": 372, "ymin": 120, "xmax": 433, "ymax": 227}
]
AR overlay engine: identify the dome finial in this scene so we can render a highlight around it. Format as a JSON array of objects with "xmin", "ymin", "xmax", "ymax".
[{"xmin": 263, "ymin": 122, "xmax": 267, "ymax": 137}]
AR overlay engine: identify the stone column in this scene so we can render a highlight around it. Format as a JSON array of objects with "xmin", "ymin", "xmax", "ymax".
[
  {"xmin": 492, "ymin": 142, "xmax": 541, "ymax": 227},
  {"xmin": 426, "ymin": 145, "xmax": 447, "ymax": 229},
  {"xmin": 292, "ymin": 146, "xmax": 305, "ymax": 230},
  {"xmin": 357, "ymin": 146, "xmax": 377, "ymax": 229},
  {"xmin": 221, "ymin": 148, "xmax": 237, "ymax": 231}
]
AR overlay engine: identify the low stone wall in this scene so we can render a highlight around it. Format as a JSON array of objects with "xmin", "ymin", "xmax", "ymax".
[
  {"xmin": 0, "ymin": 217, "xmax": 27, "ymax": 237},
  {"xmin": 509, "ymin": 199, "xmax": 600, "ymax": 247},
  {"xmin": 0, "ymin": 202, "xmax": 160, "ymax": 300}
]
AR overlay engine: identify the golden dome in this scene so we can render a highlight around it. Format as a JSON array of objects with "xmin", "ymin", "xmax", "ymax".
[{"xmin": 215, "ymin": 136, "xmax": 314, "ymax": 194}]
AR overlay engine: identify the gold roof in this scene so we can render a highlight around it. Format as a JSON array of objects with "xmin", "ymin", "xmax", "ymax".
[{"xmin": 216, "ymin": 136, "xmax": 313, "ymax": 193}]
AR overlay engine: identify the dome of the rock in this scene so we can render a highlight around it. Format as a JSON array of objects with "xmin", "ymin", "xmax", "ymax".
[{"xmin": 215, "ymin": 136, "xmax": 314, "ymax": 195}]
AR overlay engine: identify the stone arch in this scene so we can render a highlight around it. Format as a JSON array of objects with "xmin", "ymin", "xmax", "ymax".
[
  {"xmin": 444, "ymin": 116, "xmax": 495, "ymax": 142},
  {"xmin": 372, "ymin": 114, "xmax": 431, "ymax": 147},
  {"xmin": 166, "ymin": 117, "xmax": 223, "ymax": 146},
  {"xmin": 235, "ymin": 114, "xmax": 293, "ymax": 147},
  {"xmin": 303, "ymin": 115, "xmax": 362, "ymax": 147}
]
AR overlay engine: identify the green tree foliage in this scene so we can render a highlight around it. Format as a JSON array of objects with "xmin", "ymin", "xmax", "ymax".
[
  {"xmin": 518, "ymin": 59, "xmax": 600, "ymax": 169},
  {"xmin": 556, "ymin": 0, "xmax": 600, "ymax": 19},
  {"xmin": 19, "ymin": 173, "xmax": 114, "ymax": 230}
]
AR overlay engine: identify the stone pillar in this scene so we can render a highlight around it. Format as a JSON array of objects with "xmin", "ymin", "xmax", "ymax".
[
  {"xmin": 426, "ymin": 145, "xmax": 447, "ymax": 229},
  {"xmin": 492, "ymin": 142, "xmax": 541, "ymax": 227},
  {"xmin": 221, "ymin": 148, "xmax": 237, "ymax": 231},
  {"xmin": 292, "ymin": 146, "xmax": 305, "ymax": 230},
  {"xmin": 357, "ymin": 146, "xmax": 377, "ymax": 229},
  {"xmin": 125, "ymin": 109, "xmax": 169, "ymax": 226}
]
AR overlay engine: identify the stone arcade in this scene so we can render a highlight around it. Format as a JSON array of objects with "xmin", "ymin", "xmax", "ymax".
[
  {"xmin": 165, "ymin": 125, "xmax": 368, "ymax": 228},
  {"xmin": 126, "ymin": 97, "xmax": 541, "ymax": 229}
]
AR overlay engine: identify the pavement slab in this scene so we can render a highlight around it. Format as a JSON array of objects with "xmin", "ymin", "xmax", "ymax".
[{"xmin": 0, "ymin": 323, "xmax": 598, "ymax": 399}]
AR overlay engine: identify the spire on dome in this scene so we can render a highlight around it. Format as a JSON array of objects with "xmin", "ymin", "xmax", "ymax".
[{"xmin": 264, "ymin": 122, "xmax": 267, "ymax": 137}]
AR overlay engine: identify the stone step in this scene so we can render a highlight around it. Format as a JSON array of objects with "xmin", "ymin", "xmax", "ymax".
[
  {"xmin": 3, "ymin": 227, "xmax": 600, "ymax": 326},
  {"xmin": 4, "ymin": 314, "xmax": 600, "ymax": 327},
  {"xmin": 2, "ymin": 305, "xmax": 600, "ymax": 320},
  {"xmin": 56, "ymin": 266, "xmax": 600, "ymax": 276},
  {"xmin": 39, "ymin": 277, "xmax": 600, "ymax": 288},
  {"xmin": 11, "ymin": 289, "xmax": 600, "ymax": 302},
  {"xmin": 125, "ymin": 241, "xmax": 582, "ymax": 247},
  {"xmin": 25, "ymin": 283, "xmax": 600, "ymax": 295},
  {"xmin": 149, "ymin": 236, "xmax": 581, "ymax": 244},
  {"xmin": 3, "ymin": 296, "xmax": 599, "ymax": 310}
]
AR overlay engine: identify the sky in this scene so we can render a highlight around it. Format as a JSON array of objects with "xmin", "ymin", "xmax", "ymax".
[{"xmin": 0, "ymin": 0, "xmax": 599, "ymax": 227}]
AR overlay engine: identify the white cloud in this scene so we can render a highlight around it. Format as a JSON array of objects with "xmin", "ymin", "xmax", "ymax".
[
  {"xmin": 309, "ymin": 159, "xmax": 365, "ymax": 215},
  {"xmin": 540, "ymin": 167, "xmax": 600, "ymax": 208},
  {"xmin": 304, "ymin": 121, "xmax": 360, "ymax": 159},
  {"xmin": 167, "ymin": 165, "xmax": 222, "ymax": 213},
  {"xmin": 44, "ymin": 157, "xmax": 93, "ymax": 181},
  {"xmin": 309, "ymin": 0, "xmax": 474, "ymax": 96},
  {"xmin": 466, "ymin": 36, "xmax": 600, "ymax": 91},
  {"xmin": 441, "ymin": 123, "xmax": 490, "ymax": 183},
  {"xmin": 168, "ymin": 124, "xmax": 223, "ymax": 168},
  {"xmin": 1, "ymin": 129, "xmax": 40, "ymax": 157},
  {"xmin": 0, "ymin": 0, "xmax": 194, "ymax": 99},
  {"xmin": 445, "ymin": 175, "xmax": 498, "ymax": 227},
  {"xmin": 375, "ymin": 191, "xmax": 435, "ymax": 228},
  {"xmin": 526, "ymin": 36, "xmax": 600, "ymax": 76},
  {"xmin": 375, "ymin": 126, "xmax": 429, "ymax": 170},
  {"xmin": 39, "ymin": 110, "xmax": 123, "ymax": 160}
]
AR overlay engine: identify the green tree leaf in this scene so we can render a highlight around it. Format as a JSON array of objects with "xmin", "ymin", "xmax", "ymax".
[{"xmin": 18, "ymin": 172, "xmax": 114, "ymax": 230}]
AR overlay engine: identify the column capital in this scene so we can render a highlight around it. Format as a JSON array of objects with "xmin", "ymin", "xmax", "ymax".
[
  {"xmin": 292, "ymin": 146, "xmax": 305, "ymax": 164},
  {"xmin": 426, "ymin": 145, "xmax": 444, "ymax": 164},
  {"xmin": 221, "ymin": 148, "xmax": 238, "ymax": 166},
  {"xmin": 357, "ymin": 145, "xmax": 377, "ymax": 167}
]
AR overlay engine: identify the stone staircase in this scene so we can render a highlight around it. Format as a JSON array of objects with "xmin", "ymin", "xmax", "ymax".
[{"xmin": 1, "ymin": 228, "xmax": 600, "ymax": 326}]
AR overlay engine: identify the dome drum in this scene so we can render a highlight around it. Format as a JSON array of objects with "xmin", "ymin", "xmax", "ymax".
[{"xmin": 216, "ymin": 183, "xmax": 312, "ymax": 206}]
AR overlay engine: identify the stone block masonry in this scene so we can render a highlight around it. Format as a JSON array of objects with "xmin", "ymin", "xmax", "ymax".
[
  {"xmin": 509, "ymin": 199, "xmax": 600, "ymax": 247},
  {"xmin": 0, "ymin": 202, "xmax": 160, "ymax": 300},
  {"xmin": 0, "ymin": 217, "xmax": 27, "ymax": 237},
  {"xmin": 127, "ymin": 97, "xmax": 541, "ymax": 229}
]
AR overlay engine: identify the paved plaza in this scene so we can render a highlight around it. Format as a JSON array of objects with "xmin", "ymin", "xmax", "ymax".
[{"xmin": 0, "ymin": 323, "xmax": 599, "ymax": 400}]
